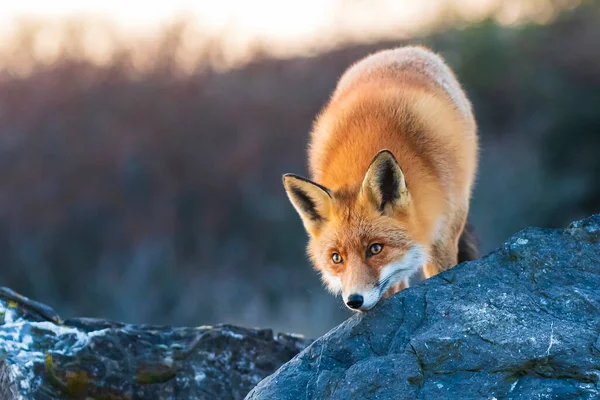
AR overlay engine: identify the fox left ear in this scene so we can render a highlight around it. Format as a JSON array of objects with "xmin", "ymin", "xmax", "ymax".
[
  {"xmin": 361, "ymin": 150, "xmax": 409, "ymax": 215},
  {"xmin": 283, "ymin": 174, "xmax": 332, "ymax": 236}
]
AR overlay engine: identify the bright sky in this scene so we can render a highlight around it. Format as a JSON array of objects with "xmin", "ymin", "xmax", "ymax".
[
  {"xmin": 0, "ymin": 0, "xmax": 568, "ymax": 68},
  {"xmin": 1, "ymin": 0, "xmax": 332, "ymax": 36},
  {"xmin": 0, "ymin": 0, "xmax": 445, "ymax": 40}
]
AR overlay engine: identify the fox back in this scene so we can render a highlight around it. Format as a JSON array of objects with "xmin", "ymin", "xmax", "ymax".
[{"xmin": 284, "ymin": 46, "xmax": 478, "ymax": 311}]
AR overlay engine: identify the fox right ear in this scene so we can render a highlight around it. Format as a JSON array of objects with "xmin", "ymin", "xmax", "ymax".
[
  {"xmin": 361, "ymin": 150, "xmax": 409, "ymax": 215},
  {"xmin": 283, "ymin": 174, "xmax": 332, "ymax": 236}
]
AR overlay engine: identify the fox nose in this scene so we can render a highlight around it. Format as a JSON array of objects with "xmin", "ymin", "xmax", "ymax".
[{"xmin": 346, "ymin": 294, "xmax": 364, "ymax": 309}]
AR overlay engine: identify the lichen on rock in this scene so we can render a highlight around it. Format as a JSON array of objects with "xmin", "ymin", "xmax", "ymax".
[{"xmin": 0, "ymin": 288, "xmax": 311, "ymax": 399}]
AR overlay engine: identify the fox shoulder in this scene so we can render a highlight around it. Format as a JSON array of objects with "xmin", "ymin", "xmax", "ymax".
[{"xmin": 332, "ymin": 46, "xmax": 473, "ymax": 120}]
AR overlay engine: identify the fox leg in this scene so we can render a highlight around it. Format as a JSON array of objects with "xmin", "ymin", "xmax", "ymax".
[
  {"xmin": 423, "ymin": 236, "xmax": 458, "ymax": 280},
  {"xmin": 422, "ymin": 263, "xmax": 440, "ymax": 280},
  {"xmin": 382, "ymin": 279, "xmax": 409, "ymax": 299},
  {"xmin": 427, "ymin": 212, "xmax": 466, "ymax": 278},
  {"xmin": 425, "ymin": 241, "xmax": 458, "ymax": 279}
]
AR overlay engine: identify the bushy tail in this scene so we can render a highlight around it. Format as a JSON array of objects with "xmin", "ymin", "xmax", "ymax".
[{"xmin": 458, "ymin": 222, "xmax": 479, "ymax": 263}]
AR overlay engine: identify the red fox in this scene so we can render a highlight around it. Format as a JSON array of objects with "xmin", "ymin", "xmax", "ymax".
[{"xmin": 283, "ymin": 46, "xmax": 479, "ymax": 311}]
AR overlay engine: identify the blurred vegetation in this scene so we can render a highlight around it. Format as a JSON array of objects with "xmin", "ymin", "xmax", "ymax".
[{"xmin": 0, "ymin": 1, "xmax": 599, "ymax": 336}]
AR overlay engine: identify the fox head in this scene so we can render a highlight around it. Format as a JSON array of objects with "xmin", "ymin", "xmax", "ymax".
[{"xmin": 283, "ymin": 150, "xmax": 428, "ymax": 312}]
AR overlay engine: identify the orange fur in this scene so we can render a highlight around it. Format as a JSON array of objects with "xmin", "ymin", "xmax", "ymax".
[{"xmin": 283, "ymin": 46, "xmax": 478, "ymax": 311}]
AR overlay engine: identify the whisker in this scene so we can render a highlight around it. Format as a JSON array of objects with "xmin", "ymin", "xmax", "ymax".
[{"xmin": 376, "ymin": 268, "xmax": 410, "ymax": 292}]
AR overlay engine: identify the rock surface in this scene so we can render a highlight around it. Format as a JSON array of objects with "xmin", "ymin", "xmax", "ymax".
[
  {"xmin": 247, "ymin": 215, "xmax": 600, "ymax": 400},
  {"xmin": 0, "ymin": 287, "xmax": 311, "ymax": 400}
]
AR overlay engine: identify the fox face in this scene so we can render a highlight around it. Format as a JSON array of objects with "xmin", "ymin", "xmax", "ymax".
[{"xmin": 283, "ymin": 150, "xmax": 429, "ymax": 311}]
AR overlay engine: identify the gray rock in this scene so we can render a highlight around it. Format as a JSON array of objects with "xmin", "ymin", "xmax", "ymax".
[
  {"xmin": 0, "ymin": 287, "xmax": 311, "ymax": 399},
  {"xmin": 247, "ymin": 214, "xmax": 600, "ymax": 400}
]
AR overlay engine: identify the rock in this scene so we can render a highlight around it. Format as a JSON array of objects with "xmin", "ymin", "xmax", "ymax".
[
  {"xmin": 0, "ymin": 288, "xmax": 311, "ymax": 400},
  {"xmin": 247, "ymin": 214, "xmax": 600, "ymax": 400}
]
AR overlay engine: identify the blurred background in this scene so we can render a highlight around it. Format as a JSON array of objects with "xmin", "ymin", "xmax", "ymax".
[{"xmin": 0, "ymin": 0, "xmax": 598, "ymax": 338}]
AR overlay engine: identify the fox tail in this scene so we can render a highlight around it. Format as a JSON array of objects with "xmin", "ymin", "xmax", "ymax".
[{"xmin": 458, "ymin": 221, "xmax": 479, "ymax": 263}]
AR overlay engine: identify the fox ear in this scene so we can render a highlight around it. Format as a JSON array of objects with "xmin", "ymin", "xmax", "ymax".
[
  {"xmin": 361, "ymin": 150, "xmax": 409, "ymax": 215},
  {"xmin": 283, "ymin": 174, "xmax": 332, "ymax": 236}
]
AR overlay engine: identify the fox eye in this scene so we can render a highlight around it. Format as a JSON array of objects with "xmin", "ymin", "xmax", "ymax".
[
  {"xmin": 367, "ymin": 243, "xmax": 383, "ymax": 257},
  {"xmin": 332, "ymin": 253, "xmax": 343, "ymax": 264}
]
